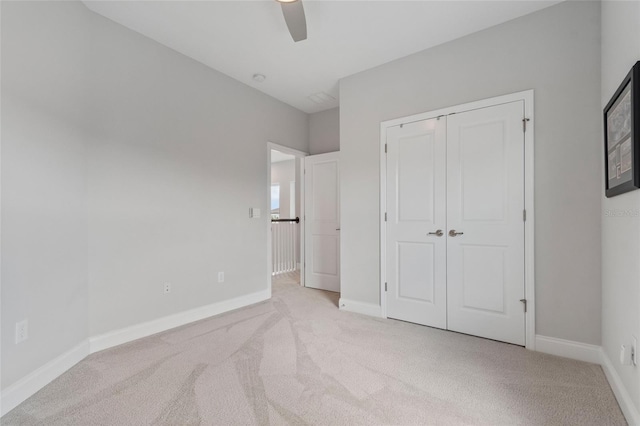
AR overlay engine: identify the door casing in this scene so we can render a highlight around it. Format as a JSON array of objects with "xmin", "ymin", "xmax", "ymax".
[{"xmin": 379, "ymin": 90, "xmax": 535, "ymax": 350}]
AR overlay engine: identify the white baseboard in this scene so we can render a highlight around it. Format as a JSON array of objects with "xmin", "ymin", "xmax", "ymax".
[
  {"xmin": 601, "ymin": 349, "xmax": 640, "ymax": 425},
  {"xmin": 1, "ymin": 340, "xmax": 90, "ymax": 417},
  {"xmin": 89, "ymin": 289, "xmax": 270, "ymax": 353},
  {"xmin": 535, "ymin": 335, "xmax": 602, "ymax": 364},
  {"xmin": 338, "ymin": 298, "xmax": 382, "ymax": 318}
]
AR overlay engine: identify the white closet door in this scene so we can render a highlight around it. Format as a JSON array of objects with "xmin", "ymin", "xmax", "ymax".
[
  {"xmin": 386, "ymin": 118, "xmax": 447, "ymax": 328},
  {"xmin": 446, "ymin": 101, "xmax": 525, "ymax": 345},
  {"xmin": 305, "ymin": 152, "xmax": 340, "ymax": 292}
]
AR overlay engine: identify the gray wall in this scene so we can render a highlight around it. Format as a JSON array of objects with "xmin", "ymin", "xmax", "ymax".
[
  {"xmin": 85, "ymin": 7, "xmax": 308, "ymax": 337},
  {"xmin": 1, "ymin": 0, "xmax": 308, "ymax": 390},
  {"xmin": 309, "ymin": 108, "xmax": 340, "ymax": 155},
  {"xmin": 339, "ymin": 1, "xmax": 602, "ymax": 345},
  {"xmin": 601, "ymin": 0, "xmax": 640, "ymax": 415},
  {"xmin": 1, "ymin": 1, "xmax": 91, "ymax": 390}
]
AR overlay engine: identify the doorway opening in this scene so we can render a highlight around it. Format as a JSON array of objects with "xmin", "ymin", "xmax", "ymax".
[{"xmin": 267, "ymin": 143, "xmax": 307, "ymax": 294}]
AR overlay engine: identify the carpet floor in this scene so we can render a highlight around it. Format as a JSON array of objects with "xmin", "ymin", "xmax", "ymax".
[{"xmin": 3, "ymin": 272, "xmax": 625, "ymax": 425}]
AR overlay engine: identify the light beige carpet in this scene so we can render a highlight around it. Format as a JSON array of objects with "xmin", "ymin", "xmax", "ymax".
[{"xmin": 3, "ymin": 273, "xmax": 626, "ymax": 425}]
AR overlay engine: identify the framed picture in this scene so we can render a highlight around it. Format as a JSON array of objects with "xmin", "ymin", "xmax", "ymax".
[{"xmin": 604, "ymin": 61, "xmax": 640, "ymax": 197}]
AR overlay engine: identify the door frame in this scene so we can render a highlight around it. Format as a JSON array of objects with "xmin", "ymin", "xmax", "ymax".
[
  {"xmin": 379, "ymin": 90, "xmax": 536, "ymax": 350},
  {"xmin": 267, "ymin": 142, "xmax": 308, "ymax": 296}
]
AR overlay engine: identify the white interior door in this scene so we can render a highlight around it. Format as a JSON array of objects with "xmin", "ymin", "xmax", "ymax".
[
  {"xmin": 446, "ymin": 101, "xmax": 525, "ymax": 345},
  {"xmin": 305, "ymin": 152, "xmax": 340, "ymax": 292},
  {"xmin": 386, "ymin": 118, "xmax": 447, "ymax": 328}
]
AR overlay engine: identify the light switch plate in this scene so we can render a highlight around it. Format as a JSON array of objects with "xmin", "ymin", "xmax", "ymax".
[
  {"xmin": 621, "ymin": 344, "xmax": 633, "ymax": 366},
  {"xmin": 250, "ymin": 208, "xmax": 261, "ymax": 218}
]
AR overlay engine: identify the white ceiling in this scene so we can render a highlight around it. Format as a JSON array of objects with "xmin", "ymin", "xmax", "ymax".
[{"xmin": 83, "ymin": 0, "xmax": 560, "ymax": 114}]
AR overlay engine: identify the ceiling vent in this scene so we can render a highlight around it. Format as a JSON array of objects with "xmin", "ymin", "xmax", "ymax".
[{"xmin": 308, "ymin": 92, "xmax": 336, "ymax": 104}]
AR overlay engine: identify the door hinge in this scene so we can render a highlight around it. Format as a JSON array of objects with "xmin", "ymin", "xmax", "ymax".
[
  {"xmin": 384, "ymin": 212, "xmax": 387, "ymax": 222},
  {"xmin": 520, "ymin": 298, "xmax": 527, "ymax": 313},
  {"xmin": 385, "ymin": 143, "xmax": 388, "ymax": 153},
  {"xmin": 385, "ymin": 282, "xmax": 388, "ymax": 292},
  {"xmin": 523, "ymin": 118, "xmax": 530, "ymax": 132},
  {"xmin": 523, "ymin": 209, "xmax": 527, "ymax": 222}
]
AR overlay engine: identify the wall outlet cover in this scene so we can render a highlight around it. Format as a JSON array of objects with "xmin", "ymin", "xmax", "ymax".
[
  {"xmin": 164, "ymin": 282, "xmax": 171, "ymax": 294},
  {"xmin": 218, "ymin": 272, "xmax": 225, "ymax": 283},
  {"xmin": 15, "ymin": 320, "xmax": 28, "ymax": 344}
]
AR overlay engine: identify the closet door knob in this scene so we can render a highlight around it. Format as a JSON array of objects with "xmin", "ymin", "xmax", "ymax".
[
  {"xmin": 449, "ymin": 230, "xmax": 464, "ymax": 237},
  {"xmin": 427, "ymin": 230, "xmax": 443, "ymax": 237}
]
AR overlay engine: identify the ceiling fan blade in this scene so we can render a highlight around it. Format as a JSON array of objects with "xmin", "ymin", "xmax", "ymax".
[{"xmin": 280, "ymin": 0, "xmax": 307, "ymax": 42}]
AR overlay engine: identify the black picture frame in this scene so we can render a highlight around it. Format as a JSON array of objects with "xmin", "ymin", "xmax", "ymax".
[{"xmin": 604, "ymin": 61, "xmax": 640, "ymax": 198}]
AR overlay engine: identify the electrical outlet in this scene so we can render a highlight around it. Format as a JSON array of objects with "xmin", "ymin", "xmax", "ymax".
[
  {"xmin": 164, "ymin": 282, "xmax": 171, "ymax": 294},
  {"xmin": 632, "ymin": 335, "xmax": 637, "ymax": 367},
  {"xmin": 218, "ymin": 272, "xmax": 224, "ymax": 283},
  {"xmin": 15, "ymin": 320, "xmax": 28, "ymax": 344}
]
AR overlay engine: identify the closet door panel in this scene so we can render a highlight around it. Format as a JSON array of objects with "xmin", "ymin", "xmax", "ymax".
[
  {"xmin": 446, "ymin": 101, "xmax": 526, "ymax": 346},
  {"xmin": 386, "ymin": 118, "xmax": 447, "ymax": 328}
]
